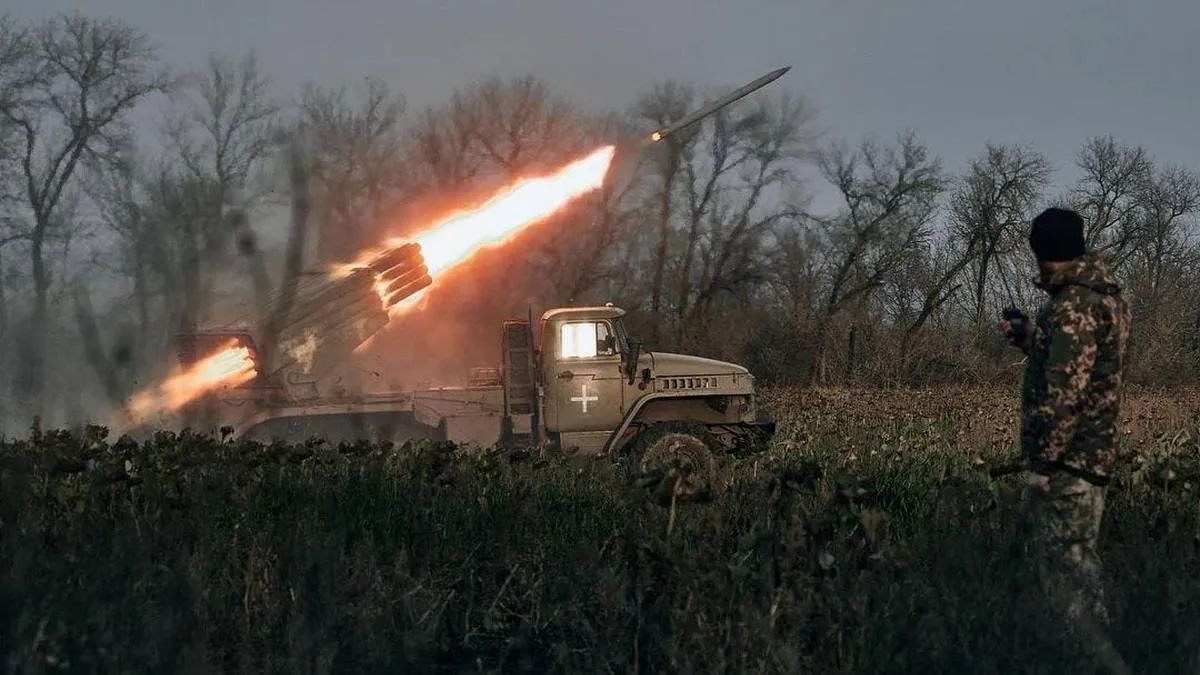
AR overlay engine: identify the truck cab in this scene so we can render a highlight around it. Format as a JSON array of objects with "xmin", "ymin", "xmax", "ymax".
[{"xmin": 524, "ymin": 305, "xmax": 770, "ymax": 456}]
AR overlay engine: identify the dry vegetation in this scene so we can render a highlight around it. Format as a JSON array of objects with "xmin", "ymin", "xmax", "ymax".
[{"xmin": 3, "ymin": 386, "xmax": 1199, "ymax": 673}]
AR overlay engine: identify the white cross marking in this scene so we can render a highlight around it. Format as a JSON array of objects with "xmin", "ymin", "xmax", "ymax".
[{"xmin": 570, "ymin": 383, "xmax": 599, "ymax": 413}]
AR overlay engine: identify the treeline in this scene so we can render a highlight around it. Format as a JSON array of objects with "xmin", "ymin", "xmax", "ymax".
[{"xmin": 1, "ymin": 12, "xmax": 1198, "ymax": 429}]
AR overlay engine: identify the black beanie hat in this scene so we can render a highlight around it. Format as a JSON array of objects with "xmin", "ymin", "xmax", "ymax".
[{"xmin": 1029, "ymin": 208, "xmax": 1086, "ymax": 262}]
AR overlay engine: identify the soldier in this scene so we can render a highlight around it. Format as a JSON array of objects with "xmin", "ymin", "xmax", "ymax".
[{"xmin": 1001, "ymin": 207, "xmax": 1132, "ymax": 673}]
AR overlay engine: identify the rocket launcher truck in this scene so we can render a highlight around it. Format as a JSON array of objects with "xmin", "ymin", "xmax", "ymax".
[{"xmin": 184, "ymin": 291, "xmax": 774, "ymax": 491}]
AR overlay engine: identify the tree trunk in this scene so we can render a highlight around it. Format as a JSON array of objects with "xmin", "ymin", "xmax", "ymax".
[
  {"xmin": 648, "ymin": 149, "xmax": 679, "ymax": 345},
  {"xmin": 974, "ymin": 251, "xmax": 991, "ymax": 326},
  {"xmin": 675, "ymin": 210, "xmax": 705, "ymax": 344},
  {"xmin": 846, "ymin": 324, "xmax": 858, "ymax": 380},
  {"xmin": 808, "ymin": 321, "xmax": 830, "ymax": 386},
  {"xmin": 261, "ymin": 142, "xmax": 312, "ymax": 369},
  {"xmin": 73, "ymin": 287, "xmax": 126, "ymax": 411},
  {"xmin": 177, "ymin": 217, "xmax": 203, "ymax": 346},
  {"xmin": 21, "ymin": 227, "xmax": 49, "ymax": 421}
]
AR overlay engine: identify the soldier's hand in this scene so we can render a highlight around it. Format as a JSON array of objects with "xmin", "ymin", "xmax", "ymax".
[{"xmin": 999, "ymin": 308, "xmax": 1031, "ymax": 350}]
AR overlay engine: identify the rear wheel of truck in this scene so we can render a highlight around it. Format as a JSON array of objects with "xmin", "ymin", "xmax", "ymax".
[{"xmin": 621, "ymin": 423, "xmax": 719, "ymax": 503}]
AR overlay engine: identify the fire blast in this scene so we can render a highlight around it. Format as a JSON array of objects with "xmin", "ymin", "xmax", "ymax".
[{"xmin": 127, "ymin": 340, "xmax": 258, "ymax": 423}]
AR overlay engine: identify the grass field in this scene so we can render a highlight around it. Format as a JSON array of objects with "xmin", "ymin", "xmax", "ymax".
[{"xmin": 2, "ymin": 387, "xmax": 1199, "ymax": 673}]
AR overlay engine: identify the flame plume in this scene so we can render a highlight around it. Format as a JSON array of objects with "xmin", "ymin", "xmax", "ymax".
[
  {"xmin": 127, "ymin": 341, "xmax": 258, "ymax": 423},
  {"xmin": 413, "ymin": 145, "xmax": 615, "ymax": 275},
  {"xmin": 340, "ymin": 144, "xmax": 615, "ymax": 285}
]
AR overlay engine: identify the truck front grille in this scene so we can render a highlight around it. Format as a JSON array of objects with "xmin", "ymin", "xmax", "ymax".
[{"xmin": 659, "ymin": 376, "xmax": 719, "ymax": 391}]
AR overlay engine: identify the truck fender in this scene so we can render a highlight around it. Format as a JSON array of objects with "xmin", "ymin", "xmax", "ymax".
[{"xmin": 602, "ymin": 391, "xmax": 712, "ymax": 456}]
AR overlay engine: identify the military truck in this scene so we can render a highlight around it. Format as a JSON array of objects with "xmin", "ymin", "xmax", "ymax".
[{"xmin": 186, "ymin": 301, "xmax": 772, "ymax": 474}]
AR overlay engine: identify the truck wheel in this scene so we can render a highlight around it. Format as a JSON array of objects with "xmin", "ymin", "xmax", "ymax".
[{"xmin": 622, "ymin": 423, "xmax": 718, "ymax": 503}]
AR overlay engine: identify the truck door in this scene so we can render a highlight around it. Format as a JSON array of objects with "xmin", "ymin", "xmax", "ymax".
[{"xmin": 545, "ymin": 320, "xmax": 625, "ymax": 432}]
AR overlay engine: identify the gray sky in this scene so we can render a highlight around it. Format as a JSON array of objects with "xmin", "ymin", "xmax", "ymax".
[{"xmin": 9, "ymin": 0, "xmax": 1200, "ymax": 193}]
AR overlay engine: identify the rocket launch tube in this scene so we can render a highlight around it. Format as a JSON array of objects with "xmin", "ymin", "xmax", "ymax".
[
  {"xmin": 383, "ymin": 274, "xmax": 433, "ymax": 309},
  {"xmin": 381, "ymin": 263, "xmax": 430, "ymax": 297},
  {"xmin": 260, "ymin": 243, "xmax": 431, "ymax": 378},
  {"xmin": 268, "ymin": 269, "xmax": 377, "ymax": 331},
  {"xmin": 366, "ymin": 242, "xmax": 422, "ymax": 274}
]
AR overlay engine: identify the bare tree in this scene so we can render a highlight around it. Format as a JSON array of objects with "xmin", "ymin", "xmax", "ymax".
[
  {"xmin": 404, "ymin": 73, "xmax": 605, "ymax": 305},
  {"xmin": 628, "ymin": 82, "xmax": 814, "ymax": 347},
  {"xmin": 1118, "ymin": 162, "xmax": 1200, "ymax": 384},
  {"xmin": 72, "ymin": 282, "xmax": 127, "ymax": 410},
  {"xmin": 0, "ymin": 13, "xmax": 166, "ymax": 417},
  {"xmin": 148, "ymin": 168, "xmax": 219, "ymax": 335},
  {"xmin": 408, "ymin": 75, "xmax": 586, "ymax": 191},
  {"xmin": 948, "ymin": 144, "xmax": 1051, "ymax": 324},
  {"xmin": 1129, "ymin": 163, "xmax": 1200, "ymax": 306},
  {"xmin": 767, "ymin": 221, "xmax": 822, "ymax": 325},
  {"xmin": 1070, "ymin": 136, "xmax": 1152, "ymax": 271},
  {"xmin": 461, "ymin": 75, "xmax": 583, "ymax": 175},
  {"xmin": 809, "ymin": 132, "xmax": 945, "ymax": 382},
  {"xmin": 87, "ymin": 151, "xmax": 154, "ymax": 335},
  {"xmin": 299, "ymin": 78, "xmax": 405, "ymax": 262},
  {"xmin": 164, "ymin": 51, "xmax": 279, "ymax": 328},
  {"xmin": 818, "ymin": 133, "xmax": 945, "ymax": 317},
  {"xmin": 91, "ymin": 144, "xmax": 247, "ymax": 362},
  {"xmin": 407, "ymin": 92, "xmax": 481, "ymax": 191},
  {"xmin": 677, "ymin": 95, "xmax": 813, "ymax": 341},
  {"xmin": 742, "ymin": 219, "xmax": 825, "ymax": 381},
  {"xmin": 167, "ymin": 53, "xmax": 277, "ymax": 206}
]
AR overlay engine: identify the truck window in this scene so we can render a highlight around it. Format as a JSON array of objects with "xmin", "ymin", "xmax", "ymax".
[{"xmin": 561, "ymin": 321, "xmax": 617, "ymax": 358}]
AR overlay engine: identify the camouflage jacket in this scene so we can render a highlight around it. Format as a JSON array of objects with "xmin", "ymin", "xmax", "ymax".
[{"xmin": 1020, "ymin": 254, "xmax": 1130, "ymax": 483}]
